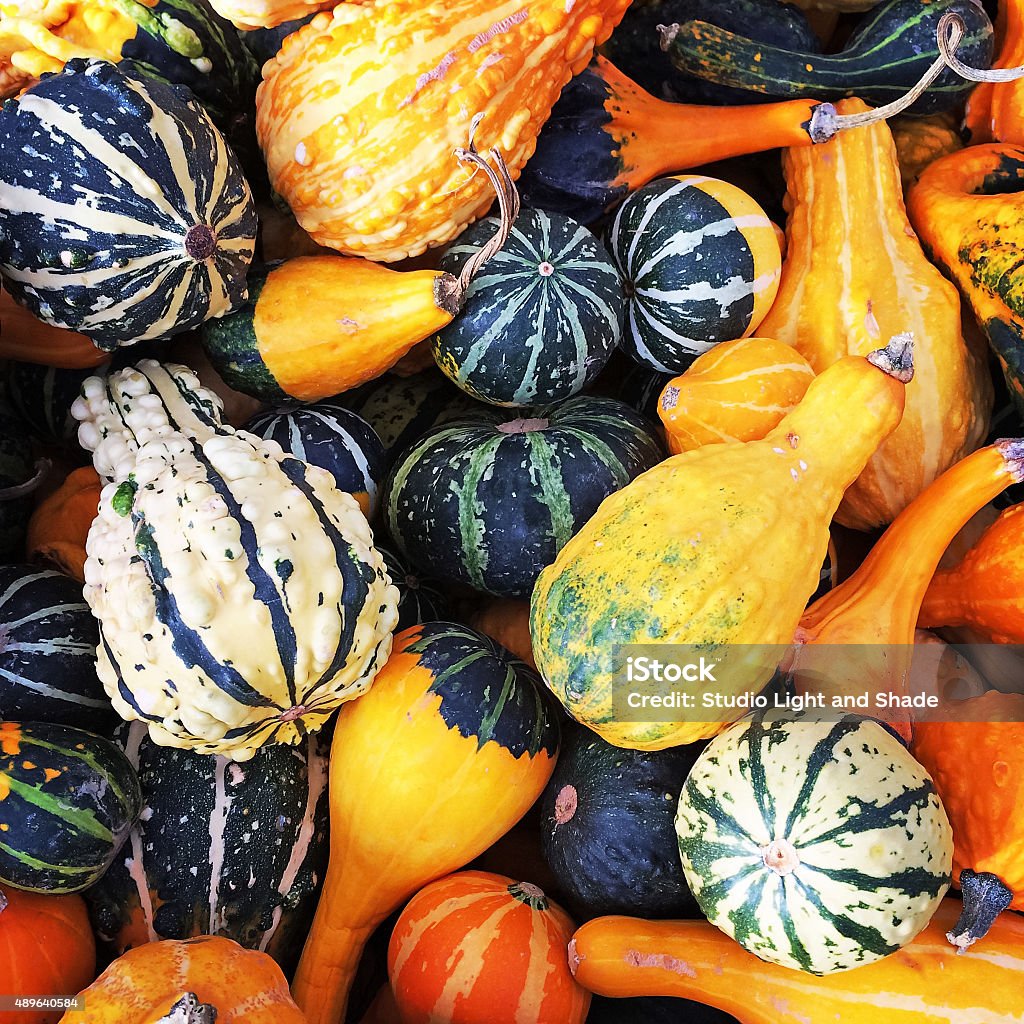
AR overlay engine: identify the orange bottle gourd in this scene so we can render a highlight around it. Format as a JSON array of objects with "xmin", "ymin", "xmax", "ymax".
[
  {"xmin": 530, "ymin": 335, "xmax": 912, "ymax": 752},
  {"xmin": 759, "ymin": 97, "xmax": 991, "ymax": 530},
  {"xmin": 255, "ymin": 0, "xmax": 630, "ymax": 261},
  {"xmin": 912, "ymin": 691, "xmax": 1024, "ymax": 952},
  {"xmin": 388, "ymin": 871, "xmax": 589, "ymax": 1024}
]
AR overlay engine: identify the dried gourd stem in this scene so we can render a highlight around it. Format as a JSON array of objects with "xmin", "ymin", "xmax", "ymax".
[
  {"xmin": 937, "ymin": 10, "xmax": 1024, "ymax": 82},
  {"xmin": 866, "ymin": 332, "xmax": 915, "ymax": 383},
  {"xmin": 0, "ymin": 457, "xmax": 50, "ymax": 501}
]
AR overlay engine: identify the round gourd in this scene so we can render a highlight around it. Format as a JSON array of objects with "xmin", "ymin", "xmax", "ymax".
[
  {"xmin": 384, "ymin": 396, "xmax": 664, "ymax": 597},
  {"xmin": 86, "ymin": 722, "xmax": 328, "ymax": 976},
  {"xmin": 608, "ymin": 175, "xmax": 782, "ymax": 373},
  {"xmin": 0, "ymin": 59, "xmax": 257, "ymax": 350},
  {"xmin": 377, "ymin": 544, "xmax": 448, "ymax": 633},
  {"xmin": 434, "ymin": 208, "xmax": 623, "ymax": 406},
  {"xmin": 5, "ymin": 362, "xmax": 96, "ymax": 450},
  {"xmin": 540, "ymin": 725, "xmax": 702, "ymax": 920},
  {"xmin": 0, "ymin": 721, "xmax": 141, "ymax": 893},
  {"xmin": 0, "ymin": 565, "xmax": 114, "ymax": 731},
  {"xmin": 388, "ymin": 870, "xmax": 590, "ymax": 1024},
  {"xmin": 243, "ymin": 402, "xmax": 386, "ymax": 519},
  {"xmin": 675, "ymin": 709, "xmax": 953, "ymax": 975}
]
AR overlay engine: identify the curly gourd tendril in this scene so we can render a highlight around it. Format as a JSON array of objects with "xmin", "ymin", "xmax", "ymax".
[{"xmin": 936, "ymin": 10, "xmax": 1024, "ymax": 82}]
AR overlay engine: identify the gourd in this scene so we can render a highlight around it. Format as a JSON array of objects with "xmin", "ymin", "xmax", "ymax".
[
  {"xmin": 291, "ymin": 622, "xmax": 559, "ymax": 1024},
  {"xmin": 255, "ymin": 0, "xmax": 631, "ymax": 262},
  {"xmin": 891, "ymin": 113, "xmax": 963, "ymax": 193},
  {"xmin": 657, "ymin": 337, "xmax": 815, "ymax": 454},
  {"xmin": 0, "ymin": 290, "xmax": 107, "ymax": 369},
  {"xmin": 964, "ymin": 0, "xmax": 1024, "ymax": 145},
  {"xmin": 539, "ymin": 725, "xmax": 701, "ymax": 919},
  {"xmin": 675, "ymin": 708, "xmax": 952, "ymax": 975},
  {"xmin": 615, "ymin": 362, "xmax": 675, "ymax": 423},
  {"xmin": 0, "ymin": 565, "xmax": 113, "ymax": 731},
  {"xmin": 789, "ymin": 441, "xmax": 1024, "ymax": 736},
  {"xmin": 57, "ymin": 935, "xmax": 308, "ymax": 1024},
  {"xmin": 0, "ymin": 720, "xmax": 141, "ymax": 893},
  {"xmin": 243, "ymin": 402, "xmax": 385, "ymax": 519},
  {"xmin": 660, "ymin": 0, "xmax": 994, "ymax": 114},
  {"xmin": 912, "ymin": 691, "xmax": 1024, "ymax": 951},
  {"xmin": 378, "ymin": 545, "xmax": 448, "ymax": 634},
  {"xmin": 607, "ymin": 175, "xmax": 782, "ymax": 373},
  {"xmin": 0, "ymin": 887, "xmax": 95, "ymax": 1024},
  {"xmin": 208, "ymin": 0, "xmax": 334, "ymax": 30},
  {"xmin": 71, "ymin": 359, "xmax": 399, "ymax": 760},
  {"xmin": 467, "ymin": 598, "xmax": 535, "ymax": 670},
  {"xmin": 518, "ymin": 57, "xmax": 842, "ymax": 227},
  {"xmin": 530, "ymin": 335, "xmax": 912, "ymax": 751},
  {"xmin": 568, "ymin": 898, "xmax": 1024, "ymax": 1022},
  {"xmin": 384, "ymin": 396, "xmax": 664, "ymax": 598},
  {"xmin": 906, "ymin": 143, "xmax": 1024, "ymax": 419},
  {"xmin": 0, "ymin": 59, "xmax": 257, "ymax": 350},
  {"xmin": 919, "ymin": 501, "xmax": 1024, "ymax": 642},
  {"xmin": 86, "ymin": 722, "xmax": 328, "ymax": 976},
  {"xmin": 25, "ymin": 468, "xmax": 102, "ymax": 583},
  {"xmin": 433, "ymin": 207, "xmax": 623, "ymax": 406},
  {"xmin": 759, "ymin": 98, "xmax": 991, "ymax": 530},
  {"xmin": 387, "ymin": 871, "xmax": 590, "ymax": 1024},
  {"xmin": 5, "ymin": 362, "xmax": 97, "ymax": 449},
  {"xmin": 0, "ymin": 411, "xmax": 43, "ymax": 562},
  {"xmin": 238, "ymin": 14, "xmax": 319, "ymax": 63}
]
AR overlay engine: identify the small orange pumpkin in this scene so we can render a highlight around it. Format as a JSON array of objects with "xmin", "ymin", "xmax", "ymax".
[
  {"xmin": 25, "ymin": 466, "xmax": 102, "ymax": 583},
  {"xmin": 388, "ymin": 871, "xmax": 589, "ymax": 1024}
]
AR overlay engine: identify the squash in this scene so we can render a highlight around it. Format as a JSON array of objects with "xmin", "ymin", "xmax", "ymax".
[
  {"xmin": 0, "ymin": 565, "xmax": 113, "ymax": 731},
  {"xmin": 530, "ymin": 335, "xmax": 912, "ymax": 751},
  {"xmin": 614, "ymin": 362, "xmax": 675, "ymax": 423},
  {"xmin": 255, "ymin": 0, "xmax": 631, "ymax": 262},
  {"xmin": 608, "ymin": 175, "xmax": 782, "ymax": 373},
  {"xmin": 26, "ymin": 468, "xmax": 102, "ymax": 583},
  {"xmin": 0, "ymin": 411, "xmax": 43, "ymax": 563},
  {"xmin": 912, "ymin": 691, "xmax": 1024, "ymax": 951},
  {"xmin": 433, "ymin": 207, "xmax": 623, "ymax": 406},
  {"xmin": 676, "ymin": 707, "xmax": 952, "ymax": 974},
  {"xmin": 660, "ymin": 0, "xmax": 994, "ymax": 114},
  {"xmin": 906, "ymin": 143, "xmax": 1024, "ymax": 419},
  {"xmin": 238, "ymin": 14, "xmax": 319, "ymax": 63},
  {"xmin": 964, "ymin": 0, "xmax": 1024, "ymax": 146},
  {"xmin": 0, "ymin": 720, "xmax": 141, "ymax": 893},
  {"xmin": 540, "ymin": 724, "xmax": 701, "ymax": 920},
  {"xmin": 0, "ymin": 290, "xmax": 106, "ymax": 369},
  {"xmin": 788, "ymin": 441, "xmax": 1024, "ymax": 736},
  {"xmin": 208, "ymin": 0, "xmax": 335, "ymax": 31},
  {"xmin": 518, "ymin": 56, "xmax": 841, "ymax": 226},
  {"xmin": 0, "ymin": 886, "xmax": 95, "ymax": 1024},
  {"xmin": 86, "ymin": 722, "xmax": 328, "ymax": 977},
  {"xmin": 384, "ymin": 396, "xmax": 664, "ymax": 598},
  {"xmin": 243, "ymin": 402, "xmax": 385, "ymax": 519},
  {"xmin": 291, "ymin": 622, "xmax": 559, "ymax": 1024},
  {"xmin": 387, "ymin": 870, "xmax": 590, "ymax": 1024},
  {"xmin": 5, "ymin": 362, "xmax": 97, "ymax": 449},
  {"xmin": 467, "ymin": 598, "xmax": 534, "ymax": 670},
  {"xmin": 568, "ymin": 898, "xmax": 1024, "ymax": 1022},
  {"xmin": 378, "ymin": 545, "xmax": 449, "ymax": 633},
  {"xmin": 58, "ymin": 935, "xmax": 307, "ymax": 1024},
  {"xmin": 657, "ymin": 337, "xmax": 815, "ymax": 454},
  {"xmin": 0, "ymin": 59, "xmax": 257, "ymax": 350},
  {"xmin": 71, "ymin": 359, "xmax": 399, "ymax": 760},
  {"xmin": 759, "ymin": 98, "xmax": 991, "ymax": 531},
  {"xmin": 919, "ymin": 501, "xmax": 1024, "ymax": 642},
  {"xmin": 891, "ymin": 113, "xmax": 963, "ymax": 193}
]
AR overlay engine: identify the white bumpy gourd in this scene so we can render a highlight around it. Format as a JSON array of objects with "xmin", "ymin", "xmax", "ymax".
[{"xmin": 72, "ymin": 359, "xmax": 399, "ymax": 760}]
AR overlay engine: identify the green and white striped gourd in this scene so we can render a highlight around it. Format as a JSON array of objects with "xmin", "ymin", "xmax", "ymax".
[
  {"xmin": 676, "ymin": 709, "xmax": 953, "ymax": 975},
  {"xmin": 71, "ymin": 359, "xmax": 400, "ymax": 760}
]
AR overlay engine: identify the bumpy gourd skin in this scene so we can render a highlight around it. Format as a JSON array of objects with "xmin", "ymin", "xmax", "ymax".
[{"xmin": 72, "ymin": 360, "xmax": 399, "ymax": 760}]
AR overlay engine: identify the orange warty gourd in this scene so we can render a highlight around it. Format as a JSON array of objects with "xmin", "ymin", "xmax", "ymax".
[
  {"xmin": 758, "ymin": 97, "xmax": 991, "ymax": 530},
  {"xmin": 255, "ymin": 0, "xmax": 630, "ymax": 261},
  {"xmin": 0, "ymin": 887, "xmax": 95, "ymax": 1024},
  {"xmin": 57, "ymin": 936, "xmax": 306, "ymax": 1024},
  {"xmin": 789, "ymin": 440, "xmax": 1024, "ymax": 737},
  {"xmin": 0, "ymin": 289, "xmax": 106, "ymax": 368},
  {"xmin": 913, "ymin": 691, "xmax": 1024, "ymax": 952},
  {"xmin": 388, "ymin": 871, "xmax": 589, "ymax": 1024},
  {"xmin": 656, "ymin": 337, "xmax": 815, "ymax": 454},
  {"xmin": 26, "ymin": 466, "xmax": 102, "ymax": 583},
  {"xmin": 568, "ymin": 899, "xmax": 1024, "ymax": 1022},
  {"xmin": 920, "ymin": 501, "xmax": 1024, "ymax": 643}
]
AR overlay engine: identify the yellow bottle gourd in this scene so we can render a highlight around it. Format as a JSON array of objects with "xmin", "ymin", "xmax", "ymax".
[{"xmin": 530, "ymin": 335, "xmax": 913, "ymax": 752}]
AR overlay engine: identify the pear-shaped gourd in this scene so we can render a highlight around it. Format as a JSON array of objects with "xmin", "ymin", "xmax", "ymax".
[{"xmin": 71, "ymin": 359, "xmax": 399, "ymax": 760}]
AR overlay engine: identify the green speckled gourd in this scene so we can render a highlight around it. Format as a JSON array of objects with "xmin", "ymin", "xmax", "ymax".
[
  {"xmin": 71, "ymin": 359, "xmax": 400, "ymax": 761},
  {"xmin": 676, "ymin": 709, "xmax": 953, "ymax": 974},
  {"xmin": 530, "ymin": 338, "xmax": 913, "ymax": 751}
]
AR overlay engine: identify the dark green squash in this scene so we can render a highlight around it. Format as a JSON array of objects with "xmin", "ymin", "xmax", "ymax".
[
  {"xmin": 377, "ymin": 544, "xmax": 449, "ymax": 632},
  {"xmin": 5, "ymin": 362, "xmax": 97, "ymax": 451},
  {"xmin": 0, "ymin": 721, "xmax": 141, "ymax": 893}
]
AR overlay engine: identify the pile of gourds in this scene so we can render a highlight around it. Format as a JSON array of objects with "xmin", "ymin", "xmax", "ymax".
[{"xmin": 1, "ymin": 0, "xmax": 1024, "ymax": 1022}]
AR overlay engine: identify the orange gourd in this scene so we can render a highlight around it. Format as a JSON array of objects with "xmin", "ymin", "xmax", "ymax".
[
  {"xmin": 568, "ymin": 899, "xmax": 1024, "ymax": 1022},
  {"xmin": 965, "ymin": 0, "xmax": 1024, "ymax": 144},
  {"xmin": 25, "ymin": 466, "xmax": 102, "ymax": 583},
  {"xmin": 913, "ymin": 691, "xmax": 1024, "ymax": 952},
  {"xmin": 920, "ymin": 501, "xmax": 1024, "ymax": 643},
  {"xmin": 656, "ymin": 337, "xmax": 815, "ymax": 454},
  {"xmin": 467, "ymin": 598, "xmax": 536, "ymax": 670},
  {"xmin": 0, "ymin": 887, "xmax": 95, "ymax": 1024},
  {"xmin": 759, "ymin": 97, "xmax": 991, "ymax": 530},
  {"xmin": 58, "ymin": 936, "xmax": 306, "ymax": 1024},
  {"xmin": 388, "ymin": 871, "xmax": 589, "ymax": 1024},
  {"xmin": 208, "ymin": 0, "xmax": 338, "ymax": 30},
  {"xmin": 0, "ymin": 289, "xmax": 105, "ymax": 369},
  {"xmin": 256, "ymin": 0, "xmax": 630, "ymax": 261},
  {"xmin": 891, "ymin": 113, "xmax": 963, "ymax": 192}
]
